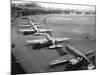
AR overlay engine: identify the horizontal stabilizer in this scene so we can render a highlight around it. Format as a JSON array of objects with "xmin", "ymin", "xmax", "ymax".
[{"xmin": 49, "ymin": 45, "xmax": 62, "ymax": 49}]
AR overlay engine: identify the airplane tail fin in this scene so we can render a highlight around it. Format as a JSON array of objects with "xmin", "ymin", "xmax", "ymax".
[
  {"xmin": 43, "ymin": 33, "xmax": 53, "ymax": 41},
  {"xmin": 47, "ymin": 30, "xmax": 53, "ymax": 37}
]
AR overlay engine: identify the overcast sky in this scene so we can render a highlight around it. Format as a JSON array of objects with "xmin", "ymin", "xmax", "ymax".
[{"xmin": 12, "ymin": 0, "xmax": 96, "ymax": 10}]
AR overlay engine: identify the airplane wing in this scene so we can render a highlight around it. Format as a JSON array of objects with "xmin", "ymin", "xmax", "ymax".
[
  {"xmin": 26, "ymin": 39, "xmax": 46, "ymax": 44},
  {"xmin": 18, "ymin": 29, "xmax": 35, "ymax": 32},
  {"xmin": 39, "ymin": 29, "xmax": 52, "ymax": 32},
  {"xmin": 19, "ymin": 24, "xmax": 32, "ymax": 27},
  {"xmin": 49, "ymin": 54, "xmax": 71, "ymax": 65},
  {"xmin": 19, "ymin": 22, "xmax": 29, "ymax": 24},
  {"xmin": 55, "ymin": 38, "xmax": 70, "ymax": 43}
]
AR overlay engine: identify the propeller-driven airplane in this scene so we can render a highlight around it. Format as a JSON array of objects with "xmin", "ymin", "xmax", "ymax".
[
  {"xmin": 19, "ymin": 16, "xmax": 45, "ymax": 28},
  {"xmin": 49, "ymin": 44, "xmax": 95, "ymax": 70},
  {"xmin": 18, "ymin": 16, "xmax": 52, "ymax": 36},
  {"xmin": 26, "ymin": 33, "xmax": 70, "ymax": 49}
]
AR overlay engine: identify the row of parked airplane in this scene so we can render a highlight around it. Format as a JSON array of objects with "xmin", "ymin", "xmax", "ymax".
[
  {"xmin": 18, "ymin": 16, "xmax": 70, "ymax": 49},
  {"xmin": 18, "ymin": 16, "xmax": 95, "ymax": 70}
]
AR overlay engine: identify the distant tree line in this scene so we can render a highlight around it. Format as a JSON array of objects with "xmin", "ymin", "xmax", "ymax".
[{"xmin": 11, "ymin": 2, "xmax": 95, "ymax": 17}]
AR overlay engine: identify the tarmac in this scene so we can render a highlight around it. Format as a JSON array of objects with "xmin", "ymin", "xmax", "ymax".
[{"xmin": 11, "ymin": 14, "xmax": 96, "ymax": 74}]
